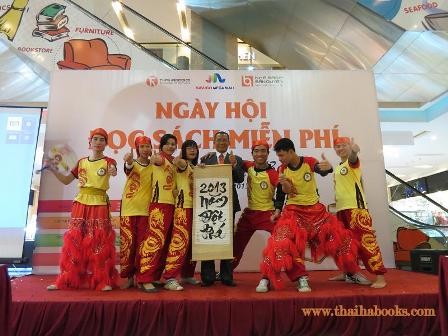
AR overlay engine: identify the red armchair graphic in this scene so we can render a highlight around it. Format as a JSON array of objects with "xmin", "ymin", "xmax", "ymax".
[
  {"xmin": 57, "ymin": 38, "xmax": 131, "ymax": 70},
  {"xmin": 394, "ymin": 227, "xmax": 430, "ymax": 268}
]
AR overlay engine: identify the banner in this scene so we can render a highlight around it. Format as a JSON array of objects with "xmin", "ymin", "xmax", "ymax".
[
  {"xmin": 0, "ymin": 0, "xmax": 166, "ymax": 71},
  {"xmin": 35, "ymin": 70, "xmax": 394, "ymax": 273},
  {"xmin": 192, "ymin": 165, "xmax": 233, "ymax": 261}
]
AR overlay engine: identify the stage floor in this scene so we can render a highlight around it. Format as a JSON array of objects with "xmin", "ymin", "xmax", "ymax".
[{"xmin": 11, "ymin": 270, "xmax": 441, "ymax": 336}]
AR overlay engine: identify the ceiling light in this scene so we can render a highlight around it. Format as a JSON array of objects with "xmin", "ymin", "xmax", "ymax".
[
  {"xmin": 123, "ymin": 27, "xmax": 134, "ymax": 39},
  {"xmin": 111, "ymin": 0, "xmax": 122, "ymax": 13}
]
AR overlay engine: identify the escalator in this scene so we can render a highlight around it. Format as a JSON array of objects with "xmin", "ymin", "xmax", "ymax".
[
  {"xmin": 386, "ymin": 169, "xmax": 448, "ymax": 269},
  {"xmin": 67, "ymin": 0, "xmax": 227, "ymax": 70}
]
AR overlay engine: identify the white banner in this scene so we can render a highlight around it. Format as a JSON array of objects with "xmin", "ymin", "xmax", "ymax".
[{"xmin": 38, "ymin": 70, "xmax": 394, "ymax": 272}]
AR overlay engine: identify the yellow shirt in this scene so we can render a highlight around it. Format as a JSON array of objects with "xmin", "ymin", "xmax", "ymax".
[
  {"xmin": 71, "ymin": 156, "xmax": 115, "ymax": 205},
  {"xmin": 151, "ymin": 156, "xmax": 176, "ymax": 205},
  {"xmin": 121, "ymin": 160, "xmax": 152, "ymax": 216},
  {"xmin": 281, "ymin": 157, "xmax": 319, "ymax": 206},
  {"xmin": 244, "ymin": 161, "xmax": 277, "ymax": 211},
  {"xmin": 175, "ymin": 164, "xmax": 194, "ymax": 209},
  {"xmin": 334, "ymin": 159, "xmax": 367, "ymax": 211}
]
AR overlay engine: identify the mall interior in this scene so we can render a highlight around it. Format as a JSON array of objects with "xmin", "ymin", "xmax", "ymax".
[
  {"xmin": 1, "ymin": 0, "xmax": 448, "ymax": 275},
  {"xmin": 2, "ymin": 1, "xmax": 448, "ymax": 335}
]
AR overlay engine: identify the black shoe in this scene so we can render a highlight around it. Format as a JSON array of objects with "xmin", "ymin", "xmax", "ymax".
[
  {"xmin": 201, "ymin": 281, "xmax": 214, "ymax": 287},
  {"xmin": 221, "ymin": 280, "xmax": 236, "ymax": 287}
]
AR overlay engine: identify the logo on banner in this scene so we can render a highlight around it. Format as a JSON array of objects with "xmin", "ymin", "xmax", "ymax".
[
  {"xmin": 242, "ymin": 75, "xmax": 254, "ymax": 87},
  {"xmin": 146, "ymin": 76, "xmax": 159, "ymax": 87},
  {"xmin": 206, "ymin": 73, "xmax": 226, "ymax": 83},
  {"xmin": 241, "ymin": 74, "xmax": 284, "ymax": 87}
]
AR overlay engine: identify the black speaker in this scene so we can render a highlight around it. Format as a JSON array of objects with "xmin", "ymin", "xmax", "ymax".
[{"xmin": 410, "ymin": 249, "xmax": 448, "ymax": 274}]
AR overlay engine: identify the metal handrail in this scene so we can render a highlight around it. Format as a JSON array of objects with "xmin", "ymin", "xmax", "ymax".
[
  {"xmin": 389, "ymin": 205, "xmax": 448, "ymax": 246},
  {"xmin": 120, "ymin": 2, "xmax": 228, "ymax": 70},
  {"xmin": 386, "ymin": 169, "xmax": 448, "ymax": 214}
]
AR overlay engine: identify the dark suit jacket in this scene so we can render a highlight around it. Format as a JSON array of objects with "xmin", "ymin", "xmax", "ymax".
[{"xmin": 201, "ymin": 152, "xmax": 244, "ymax": 213}]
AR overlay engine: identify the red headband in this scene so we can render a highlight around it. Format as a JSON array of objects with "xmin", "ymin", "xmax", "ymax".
[
  {"xmin": 251, "ymin": 140, "xmax": 270, "ymax": 151},
  {"xmin": 135, "ymin": 136, "xmax": 152, "ymax": 156},
  {"xmin": 89, "ymin": 128, "xmax": 108, "ymax": 144},
  {"xmin": 333, "ymin": 137, "xmax": 350, "ymax": 146}
]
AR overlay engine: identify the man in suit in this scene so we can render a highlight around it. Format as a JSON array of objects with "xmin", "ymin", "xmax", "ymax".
[{"xmin": 200, "ymin": 131, "xmax": 245, "ymax": 286}]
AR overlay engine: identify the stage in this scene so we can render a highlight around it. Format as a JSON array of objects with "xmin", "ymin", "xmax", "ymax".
[{"xmin": 8, "ymin": 269, "xmax": 442, "ymax": 336}]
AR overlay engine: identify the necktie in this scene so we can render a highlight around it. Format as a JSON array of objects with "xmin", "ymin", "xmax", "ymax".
[{"xmin": 218, "ymin": 153, "xmax": 225, "ymax": 164}]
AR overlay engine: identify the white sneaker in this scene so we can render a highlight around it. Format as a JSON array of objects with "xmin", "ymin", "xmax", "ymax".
[
  {"xmin": 255, "ymin": 278, "xmax": 270, "ymax": 293},
  {"xmin": 46, "ymin": 284, "xmax": 59, "ymax": 291},
  {"xmin": 345, "ymin": 273, "xmax": 372, "ymax": 286},
  {"xmin": 181, "ymin": 277, "xmax": 201, "ymax": 285},
  {"xmin": 164, "ymin": 279, "xmax": 184, "ymax": 291},
  {"xmin": 297, "ymin": 276, "xmax": 311, "ymax": 292}
]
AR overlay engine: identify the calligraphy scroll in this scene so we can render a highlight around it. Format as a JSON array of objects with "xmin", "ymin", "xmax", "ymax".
[{"xmin": 192, "ymin": 164, "xmax": 233, "ymax": 261}]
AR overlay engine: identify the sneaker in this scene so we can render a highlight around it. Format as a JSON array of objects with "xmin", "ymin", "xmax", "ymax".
[
  {"xmin": 297, "ymin": 276, "xmax": 311, "ymax": 292},
  {"xmin": 181, "ymin": 277, "xmax": 201, "ymax": 285},
  {"xmin": 164, "ymin": 279, "xmax": 184, "ymax": 291},
  {"xmin": 46, "ymin": 284, "xmax": 59, "ymax": 291},
  {"xmin": 345, "ymin": 273, "xmax": 372, "ymax": 286},
  {"xmin": 255, "ymin": 278, "xmax": 270, "ymax": 293},
  {"xmin": 101, "ymin": 285, "xmax": 112, "ymax": 291}
]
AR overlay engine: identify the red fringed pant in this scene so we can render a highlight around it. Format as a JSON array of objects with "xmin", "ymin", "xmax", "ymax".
[
  {"xmin": 232, "ymin": 208, "xmax": 275, "ymax": 270},
  {"xmin": 163, "ymin": 208, "xmax": 196, "ymax": 280},
  {"xmin": 56, "ymin": 201, "xmax": 118, "ymax": 290},
  {"xmin": 337, "ymin": 208, "xmax": 386, "ymax": 275},
  {"xmin": 260, "ymin": 203, "xmax": 360, "ymax": 289},
  {"xmin": 136, "ymin": 203, "xmax": 174, "ymax": 283},
  {"xmin": 119, "ymin": 215, "xmax": 148, "ymax": 278}
]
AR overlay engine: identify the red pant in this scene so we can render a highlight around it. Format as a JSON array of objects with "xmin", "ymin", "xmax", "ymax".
[
  {"xmin": 137, "ymin": 203, "xmax": 174, "ymax": 283},
  {"xmin": 261, "ymin": 203, "xmax": 360, "ymax": 289},
  {"xmin": 56, "ymin": 202, "xmax": 118, "ymax": 290},
  {"xmin": 119, "ymin": 215, "xmax": 148, "ymax": 278},
  {"xmin": 163, "ymin": 208, "xmax": 197, "ymax": 279},
  {"xmin": 232, "ymin": 208, "xmax": 275, "ymax": 270},
  {"xmin": 337, "ymin": 209, "xmax": 387, "ymax": 275}
]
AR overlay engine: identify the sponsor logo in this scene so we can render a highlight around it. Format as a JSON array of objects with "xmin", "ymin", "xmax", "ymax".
[
  {"xmin": 242, "ymin": 75, "xmax": 254, "ymax": 87},
  {"xmin": 146, "ymin": 76, "xmax": 159, "ymax": 87},
  {"xmin": 206, "ymin": 73, "xmax": 226, "ymax": 83},
  {"xmin": 196, "ymin": 73, "xmax": 234, "ymax": 90},
  {"xmin": 146, "ymin": 76, "xmax": 191, "ymax": 87},
  {"xmin": 241, "ymin": 74, "xmax": 285, "ymax": 87}
]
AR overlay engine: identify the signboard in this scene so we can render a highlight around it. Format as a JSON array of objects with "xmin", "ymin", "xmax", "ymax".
[{"xmin": 192, "ymin": 164, "xmax": 233, "ymax": 261}]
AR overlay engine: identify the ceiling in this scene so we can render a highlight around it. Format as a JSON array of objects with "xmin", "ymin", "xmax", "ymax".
[
  {"xmin": 381, "ymin": 109, "xmax": 448, "ymax": 184},
  {"xmin": 185, "ymin": 0, "xmax": 448, "ymax": 104}
]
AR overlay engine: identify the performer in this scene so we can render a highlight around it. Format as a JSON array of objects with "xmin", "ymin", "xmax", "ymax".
[
  {"xmin": 119, "ymin": 136, "xmax": 153, "ymax": 289},
  {"xmin": 200, "ymin": 131, "xmax": 245, "ymax": 287},
  {"xmin": 258, "ymin": 138, "xmax": 361, "ymax": 293},
  {"xmin": 137, "ymin": 133, "xmax": 180, "ymax": 292},
  {"xmin": 329, "ymin": 137, "xmax": 387, "ymax": 288},
  {"xmin": 163, "ymin": 140, "xmax": 201, "ymax": 290},
  {"xmin": 232, "ymin": 140, "xmax": 284, "ymax": 272},
  {"xmin": 46, "ymin": 128, "xmax": 118, "ymax": 291}
]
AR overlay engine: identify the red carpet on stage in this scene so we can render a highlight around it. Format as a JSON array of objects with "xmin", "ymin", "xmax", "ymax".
[{"xmin": 11, "ymin": 270, "xmax": 440, "ymax": 336}]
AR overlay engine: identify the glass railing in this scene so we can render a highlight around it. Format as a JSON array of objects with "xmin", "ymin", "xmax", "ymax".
[
  {"xmin": 67, "ymin": 0, "xmax": 227, "ymax": 70},
  {"xmin": 387, "ymin": 169, "xmax": 448, "ymax": 247}
]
